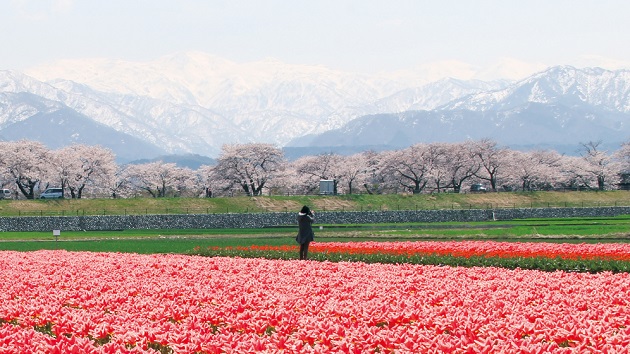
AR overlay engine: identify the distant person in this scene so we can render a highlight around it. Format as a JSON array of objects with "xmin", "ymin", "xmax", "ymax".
[{"xmin": 296, "ymin": 205, "xmax": 315, "ymax": 260}]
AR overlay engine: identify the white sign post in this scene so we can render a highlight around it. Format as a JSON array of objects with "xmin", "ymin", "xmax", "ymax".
[{"xmin": 53, "ymin": 229, "xmax": 60, "ymax": 242}]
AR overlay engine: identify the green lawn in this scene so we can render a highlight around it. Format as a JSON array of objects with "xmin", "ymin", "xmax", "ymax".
[
  {"xmin": 1, "ymin": 215, "xmax": 628, "ymax": 253},
  {"xmin": 0, "ymin": 237, "xmax": 294, "ymax": 254}
]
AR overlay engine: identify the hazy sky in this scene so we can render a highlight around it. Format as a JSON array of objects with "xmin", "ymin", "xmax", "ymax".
[{"xmin": 2, "ymin": 0, "xmax": 630, "ymax": 74}]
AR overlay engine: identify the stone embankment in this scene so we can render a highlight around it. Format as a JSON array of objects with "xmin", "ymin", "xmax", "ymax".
[{"xmin": 0, "ymin": 207, "xmax": 628, "ymax": 232}]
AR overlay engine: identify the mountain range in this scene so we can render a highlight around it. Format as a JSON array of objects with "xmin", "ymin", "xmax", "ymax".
[
  {"xmin": 289, "ymin": 66, "xmax": 630, "ymax": 155},
  {"xmin": 0, "ymin": 52, "xmax": 628, "ymax": 164}
]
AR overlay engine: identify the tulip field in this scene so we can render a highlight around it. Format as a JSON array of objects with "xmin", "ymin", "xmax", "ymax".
[
  {"xmin": 2, "ymin": 241, "xmax": 630, "ymax": 353},
  {"xmin": 202, "ymin": 240, "xmax": 630, "ymax": 261},
  {"xmin": 192, "ymin": 240, "xmax": 630, "ymax": 273}
]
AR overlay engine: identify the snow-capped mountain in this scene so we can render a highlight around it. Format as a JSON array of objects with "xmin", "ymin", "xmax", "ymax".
[
  {"xmin": 16, "ymin": 53, "xmax": 415, "ymax": 154},
  {"xmin": 442, "ymin": 66, "xmax": 630, "ymax": 113},
  {"xmin": 1, "ymin": 53, "xmax": 506, "ymax": 158},
  {"xmin": 292, "ymin": 66, "xmax": 630, "ymax": 155},
  {"xmin": 1, "ymin": 54, "xmax": 628, "ymax": 161}
]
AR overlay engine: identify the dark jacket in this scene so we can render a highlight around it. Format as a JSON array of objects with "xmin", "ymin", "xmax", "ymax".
[{"xmin": 296, "ymin": 212, "xmax": 314, "ymax": 244}]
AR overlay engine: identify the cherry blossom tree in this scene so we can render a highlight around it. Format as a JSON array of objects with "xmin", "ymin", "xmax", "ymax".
[
  {"xmin": 419, "ymin": 142, "xmax": 479, "ymax": 193},
  {"xmin": 213, "ymin": 143, "xmax": 286, "ymax": 196},
  {"xmin": 614, "ymin": 139, "xmax": 630, "ymax": 172},
  {"xmin": 503, "ymin": 150, "xmax": 563, "ymax": 191},
  {"xmin": 472, "ymin": 139, "xmax": 508, "ymax": 191},
  {"xmin": 613, "ymin": 139, "xmax": 630, "ymax": 189},
  {"xmin": 0, "ymin": 140, "xmax": 51, "ymax": 199},
  {"xmin": 50, "ymin": 145, "xmax": 117, "ymax": 199},
  {"xmin": 0, "ymin": 147, "xmax": 13, "ymax": 190},
  {"xmin": 292, "ymin": 153, "xmax": 345, "ymax": 194},
  {"xmin": 268, "ymin": 162, "xmax": 305, "ymax": 196},
  {"xmin": 380, "ymin": 144, "xmax": 433, "ymax": 194},
  {"xmin": 358, "ymin": 150, "xmax": 386, "ymax": 194},
  {"xmin": 249, "ymin": 159, "xmax": 293, "ymax": 196},
  {"xmin": 104, "ymin": 165, "xmax": 134, "ymax": 199},
  {"xmin": 197, "ymin": 164, "xmax": 244, "ymax": 197},
  {"xmin": 196, "ymin": 164, "xmax": 216, "ymax": 197},
  {"xmin": 578, "ymin": 141, "xmax": 620, "ymax": 190},
  {"xmin": 436, "ymin": 141, "xmax": 480, "ymax": 193},
  {"xmin": 337, "ymin": 151, "xmax": 378, "ymax": 195},
  {"xmin": 531, "ymin": 150, "xmax": 565, "ymax": 190},
  {"xmin": 125, "ymin": 161, "xmax": 195, "ymax": 197},
  {"xmin": 2, "ymin": 137, "xmax": 628, "ymax": 199},
  {"xmin": 555, "ymin": 155, "xmax": 589, "ymax": 190},
  {"xmin": 425, "ymin": 144, "xmax": 449, "ymax": 193}
]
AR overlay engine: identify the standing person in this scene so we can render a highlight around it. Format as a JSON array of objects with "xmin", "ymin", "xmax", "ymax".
[{"xmin": 296, "ymin": 205, "xmax": 315, "ymax": 260}]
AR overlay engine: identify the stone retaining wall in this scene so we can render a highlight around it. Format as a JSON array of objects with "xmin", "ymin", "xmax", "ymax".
[{"xmin": 0, "ymin": 206, "xmax": 628, "ymax": 232}]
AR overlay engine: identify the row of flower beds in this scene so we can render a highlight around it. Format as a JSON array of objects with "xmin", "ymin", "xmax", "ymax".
[
  {"xmin": 190, "ymin": 240, "xmax": 630, "ymax": 273},
  {"xmin": 1, "ymin": 245, "xmax": 630, "ymax": 353}
]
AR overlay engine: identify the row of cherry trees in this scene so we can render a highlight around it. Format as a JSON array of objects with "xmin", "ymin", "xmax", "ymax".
[
  {"xmin": 0, "ymin": 139, "xmax": 628, "ymax": 199},
  {"xmin": 255, "ymin": 139, "xmax": 630, "ymax": 196}
]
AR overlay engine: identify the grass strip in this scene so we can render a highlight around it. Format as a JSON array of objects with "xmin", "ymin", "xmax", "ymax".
[{"xmin": 0, "ymin": 215, "xmax": 629, "ymax": 241}]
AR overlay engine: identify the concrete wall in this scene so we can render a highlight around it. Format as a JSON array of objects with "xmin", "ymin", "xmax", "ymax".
[{"xmin": 0, "ymin": 206, "xmax": 628, "ymax": 232}]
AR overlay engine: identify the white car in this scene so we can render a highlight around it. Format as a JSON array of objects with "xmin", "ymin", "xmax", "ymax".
[
  {"xmin": 470, "ymin": 183, "xmax": 487, "ymax": 192},
  {"xmin": 0, "ymin": 189, "xmax": 12, "ymax": 199},
  {"xmin": 40, "ymin": 188, "xmax": 64, "ymax": 199}
]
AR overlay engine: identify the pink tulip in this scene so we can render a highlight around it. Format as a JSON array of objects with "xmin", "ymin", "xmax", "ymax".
[{"xmin": 0, "ymin": 250, "xmax": 630, "ymax": 352}]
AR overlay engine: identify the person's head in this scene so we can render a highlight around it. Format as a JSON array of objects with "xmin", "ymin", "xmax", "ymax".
[{"xmin": 300, "ymin": 205, "xmax": 311, "ymax": 215}]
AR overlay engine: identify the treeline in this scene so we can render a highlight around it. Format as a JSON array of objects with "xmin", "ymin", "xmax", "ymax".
[{"xmin": 0, "ymin": 139, "xmax": 628, "ymax": 199}]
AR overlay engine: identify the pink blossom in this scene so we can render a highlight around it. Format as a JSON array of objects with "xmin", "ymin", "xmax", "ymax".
[{"xmin": 0, "ymin": 250, "xmax": 629, "ymax": 352}]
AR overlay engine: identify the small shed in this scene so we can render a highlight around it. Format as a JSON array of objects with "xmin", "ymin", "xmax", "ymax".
[{"xmin": 319, "ymin": 179, "xmax": 335, "ymax": 195}]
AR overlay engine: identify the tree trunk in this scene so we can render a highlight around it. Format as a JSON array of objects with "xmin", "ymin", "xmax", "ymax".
[
  {"xmin": 16, "ymin": 180, "xmax": 37, "ymax": 200},
  {"xmin": 77, "ymin": 185, "xmax": 85, "ymax": 199},
  {"xmin": 598, "ymin": 175, "xmax": 605, "ymax": 190}
]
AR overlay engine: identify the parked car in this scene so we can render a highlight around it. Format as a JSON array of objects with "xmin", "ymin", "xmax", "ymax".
[
  {"xmin": 470, "ymin": 183, "xmax": 487, "ymax": 192},
  {"xmin": 40, "ymin": 188, "xmax": 64, "ymax": 199},
  {"xmin": 0, "ymin": 189, "xmax": 12, "ymax": 199}
]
